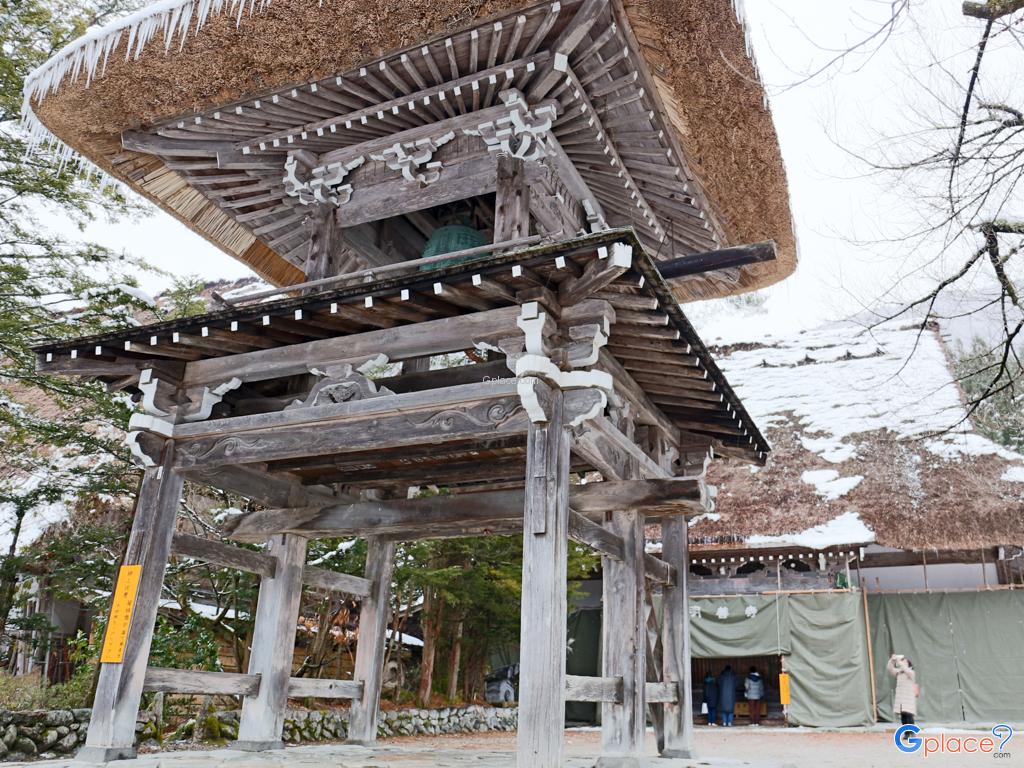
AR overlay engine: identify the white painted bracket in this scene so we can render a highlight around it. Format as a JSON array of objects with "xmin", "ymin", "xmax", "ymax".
[
  {"xmin": 284, "ymin": 153, "xmax": 365, "ymax": 207},
  {"xmin": 370, "ymin": 131, "xmax": 455, "ymax": 186},
  {"xmin": 181, "ymin": 377, "xmax": 243, "ymax": 423},
  {"xmin": 138, "ymin": 368, "xmax": 171, "ymax": 417},
  {"xmin": 463, "ymin": 89, "xmax": 558, "ymax": 161},
  {"xmin": 125, "ymin": 432, "xmax": 157, "ymax": 468}
]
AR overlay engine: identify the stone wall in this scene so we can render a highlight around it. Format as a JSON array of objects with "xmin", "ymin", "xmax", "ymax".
[{"xmin": 0, "ymin": 705, "xmax": 517, "ymax": 760}]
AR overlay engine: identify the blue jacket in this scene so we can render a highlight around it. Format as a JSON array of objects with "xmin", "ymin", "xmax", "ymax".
[
  {"xmin": 702, "ymin": 675, "xmax": 718, "ymax": 707},
  {"xmin": 718, "ymin": 669, "xmax": 737, "ymax": 712}
]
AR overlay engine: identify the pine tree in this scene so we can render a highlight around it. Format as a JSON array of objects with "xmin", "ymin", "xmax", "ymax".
[{"xmin": 0, "ymin": 0, "xmax": 152, "ymax": 640}]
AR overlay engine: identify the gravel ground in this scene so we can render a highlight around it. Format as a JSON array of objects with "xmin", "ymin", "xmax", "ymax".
[{"xmin": 8, "ymin": 726, "xmax": 1021, "ymax": 767}]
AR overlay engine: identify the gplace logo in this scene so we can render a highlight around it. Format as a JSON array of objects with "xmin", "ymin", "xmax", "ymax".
[{"xmin": 894, "ymin": 724, "xmax": 1014, "ymax": 758}]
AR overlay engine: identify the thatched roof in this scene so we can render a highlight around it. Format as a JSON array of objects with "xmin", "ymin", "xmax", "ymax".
[
  {"xmin": 23, "ymin": 0, "xmax": 795, "ymax": 297},
  {"xmin": 691, "ymin": 319, "xmax": 1024, "ymax": 551}
]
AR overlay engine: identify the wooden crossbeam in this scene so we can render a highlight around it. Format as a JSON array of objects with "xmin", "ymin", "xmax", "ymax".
[
  {"xmin": 171, "ymin": 380, "xmax": 528, "ymax": 469},
  {"xmin": 303, "ymin": 566, "xmax": 373, "ymax": 598},
  {"xmin": 286, "ymin": 677, "xmax": 363, "ymax": 699},
  {"xmin": 182, "ymin": 305, "xmax": 523, "ymax": 388},
  {"xmin": 565, "ymin": 675, "xmax": 623, "ymax": 704},
  {"xmin": 143, "ymin": 668, "xmax": 260, "ymax": 696},
  {"xmin": 222, "ymin": 480, "xmax": 707, "ymax": 542},
  {"xmin": 170, "ymin": 533, "xmax": 276, "ymax": 577}
]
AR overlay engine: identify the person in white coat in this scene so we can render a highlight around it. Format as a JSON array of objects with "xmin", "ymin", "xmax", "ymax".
[
  {"xmin": 887, "ymin": 654, "xmax": 918, "ymax": 730},
  {"xmin": 744, "ymin": 666, "xmax": 764, "ymax": 725}
]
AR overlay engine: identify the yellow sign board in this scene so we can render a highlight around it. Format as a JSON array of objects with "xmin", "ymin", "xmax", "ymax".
[
  {"xmin": 100, "ymin": 565, "xmax": 142, "ymax": 663},
  {"xmin": 779, "ymin": 671, "xmax": 791, "ymax": 705}
]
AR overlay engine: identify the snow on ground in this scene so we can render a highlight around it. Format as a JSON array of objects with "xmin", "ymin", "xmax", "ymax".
[{"xmin": 746, "ymin": 511, "xmax": 875, "ymax": 549}]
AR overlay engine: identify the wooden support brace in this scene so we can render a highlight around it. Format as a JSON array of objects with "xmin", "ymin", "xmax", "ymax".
[
  {"xmin": 660, "ymin": 516, "xmax": 695, "ymax": 758},
  {"xmin": 346, "ymin": 538, "xmax": 396, "ymax": 744},
  {"xmin": 143, "ymin": 668, "xmax": 260, "ymax": 696},
  {"xmin": 516, "ymin": 383, "xmax": 571, "ymax": 768},
  {"xmin": 78, "ymin": 449, "xmax": 185, "ymax": 763},
  {"xmin": 233, "ymin": 534, "xmax": 307, "ymax": 752}
]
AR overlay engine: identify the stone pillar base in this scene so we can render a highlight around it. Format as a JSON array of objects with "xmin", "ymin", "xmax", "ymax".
[
  {"xmin": 230, "ymin": 739, "xmax": 284, "ymax": 752},
  {"xmin": 75, "ymin": 746, "xmax": 137, "ymax": 762}
]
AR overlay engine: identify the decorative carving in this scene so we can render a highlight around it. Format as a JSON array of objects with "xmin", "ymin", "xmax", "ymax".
[
  {"xmin": 179, "ymin": 436, "xmax": 264, "ymax": 466},
  {"xmin": 369, "ymin": 131, "xmax": 455, "ymax": 186},
  {"xmin": 463, "ymin": 90, "xmax": 558, "ymax": 161},
  {"xmin": 283, "ymin": 153, "xmax": 364, "ymax": 207},
  {"xmin": 125, "ymin": 430, "xmax": 162, "ymax": 468},
  {"xmin": 138, "ymin": 368, "xmax": 177, "ymax": 416},
  {"xmin": 406, "ymin": 396, "xmax": 523, "ymax": 433},
  {"xmin": 181, "ymin": 377, "xmax": 242, "ymax": 422},
  {"xmin": 285, "ymin": 357, "xmax": 393, "ymax": 411}
]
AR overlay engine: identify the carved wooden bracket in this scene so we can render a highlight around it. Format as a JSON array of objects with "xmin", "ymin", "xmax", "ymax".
[
  {"xmin": 369, "ymin": 131, "xmax": 455, "ymax": 186},
  {"xmin": 510, "ymin": 301, "xmax": 614, "ymax": 424},
  {"xmin": 283, "ymin": 152, "xmax": 364, "ymax": 207},
  {"xmin": 285, "ymin": 355, "xmax": 393, "ymax": 411},
  {"xmin": 463, "ymin": 89, "xmax": 558, "ymax": 161}
]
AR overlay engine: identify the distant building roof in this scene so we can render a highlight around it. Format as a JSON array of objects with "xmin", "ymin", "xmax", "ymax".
[{"xmin": 692, "ymin": 319, "xmax": 1024, "ymax": 551}]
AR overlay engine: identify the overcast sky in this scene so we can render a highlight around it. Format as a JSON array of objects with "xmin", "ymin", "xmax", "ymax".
[{"xmin": 61, "ymin": 0, "xmax": 1021, "ymax": 339}]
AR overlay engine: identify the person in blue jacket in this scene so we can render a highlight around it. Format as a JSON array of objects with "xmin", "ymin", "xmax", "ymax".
[
  {"xmin": 717, "ymin": 665, "xmax": 737, "ymax": 726},
  {"xmin": 702, "ymin": 672, "xmax": 719, "ymax": 726}
]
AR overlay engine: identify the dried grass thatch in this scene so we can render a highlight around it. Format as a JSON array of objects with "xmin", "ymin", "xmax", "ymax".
[{"xmin": 26, "ymin": 0, "xmax": 795, "ymax": 292}]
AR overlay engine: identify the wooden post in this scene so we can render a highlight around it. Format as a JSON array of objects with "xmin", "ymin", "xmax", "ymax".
[
  {"xmin": 305, "ymin": 206, "xmax": 341, "ymax": 282},
  {"xmin": 494, "ymin": 154, "xmax": 531, "ymax": 243},
  {"xmin": 660, "ymin": 516, "xmax": 695, "ymax": 758},
  {"xmin": 233, "ymin": 533, "xmax": 307, "ymax": 751},
  {"xmin": 861, "ymin": 580, "xmax": 878, "ymax": 723},
  {"xmin": 346, "ymin": 538, "xmax": 396, "ymax": 744},
  {"xmin": 598, "ymin": 509, "xmax": 646, "ymax": 767},
  {"xmin": 516, "ymin": 385, "xmax": 571, "ymax": 768},
  {"xmin": 78, "ymin": 446, "xmax": 184, "ymax": 762}
]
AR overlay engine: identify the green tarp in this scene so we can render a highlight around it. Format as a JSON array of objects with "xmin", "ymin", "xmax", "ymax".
[
  {"xmin": 868, "ymin": 591, "xmax": 1024, "ymax": 723},
  {"xmin": 690, "ymin": 593, "xmax": 874, "ymax": 727}
]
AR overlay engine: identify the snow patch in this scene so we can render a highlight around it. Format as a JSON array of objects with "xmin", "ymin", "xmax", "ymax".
[
  {"xmin": 800, "ymin": 469, "xmax": 863, "ymax": 501},
  {"xmin": 688, "ymin": 512, "xmax": 722, "ymax": 527},
  {"xmin": 1001, "ymin": 466, "xmax": 1024, "ymax": 483},
  {"xmin": 746, "ymin": 511, "xmax": 875, "ymax": 549},
  {"xmin": 800, "ymin": 436, "xmax": 857, "ymax": 464}
]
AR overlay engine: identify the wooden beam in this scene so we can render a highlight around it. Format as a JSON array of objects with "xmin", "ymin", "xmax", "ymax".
[
  {"xmin": 645, "ymin": 681, "xmax": 679, "ymax": 705},
  {"xmin": 235, "ymin": 534, "xmax": 307, "ymax": 751},
  {"xmin": 224, "ymin": 479, "xmax": 707, "ymax": 542},
  {"xmin": 78, "ymin": 448, "xmax": 184, "ymax": 764},
  {"xmin": 565, "ymin": 675, "xmax": 623, "ymax": 704},
  {"xmin": 143, "ymin": 668, "xmax": 260, "ymax": 696},
  {"xmin": 172, "ymin": 381, "xmax": 530, "ymax": 470},
  {"xmin": 600, "ymin": 509, "xmax": 646, "ymax": 761},
  {"xmin": 182, "ymin": 465, "xmax": 336, "ymax": 509},
  {"xmin": 346, "ymin": 539, "xmax": 395, "ymax": 744},
  {"xmin": 558, "ymin": 243, "xmax": 632, "ymax": 306},
  {"xmin": 182, "ymin": 305, "xmax": 524, "ymax": 388},
  {"xmin": 656, "ymin": 241, "xmax": 777, "ymax": 281},
  {"xmin": 517, "ymin": 383, "xmax": 570, "ymax": 768},
  {"xmin": 170, "ymin": 533, "xmax": 276, "ymax": 578},
  {"xmin": 303, "ymin": 566, "xmax": 373, "ymax": 598},
  {"xmin": 494, "ymin": 155, "xmax": 531, "ymax": 243},
  {"xmin": 660, "ymin": 516, "xmax": 695, "ymax": 758},
  {"xmin": 287, "ymin": 677, "xmax": 363, "ymax": 699}
]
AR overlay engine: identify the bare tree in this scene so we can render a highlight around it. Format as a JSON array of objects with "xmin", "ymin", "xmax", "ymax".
[{"xmin": 858, "ymin": 2, "xmax": 1024, "ymax": 425}]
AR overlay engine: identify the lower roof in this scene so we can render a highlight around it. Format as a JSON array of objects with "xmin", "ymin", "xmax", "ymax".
[{"xmin": 33, "ymin": 229, "xmax": 769, "ymax": 463}]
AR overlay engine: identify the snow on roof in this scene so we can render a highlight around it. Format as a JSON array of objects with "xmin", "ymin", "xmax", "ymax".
[{"xmin": 688, "ymin": 317, "xmax": 1024, "ymax": 551}]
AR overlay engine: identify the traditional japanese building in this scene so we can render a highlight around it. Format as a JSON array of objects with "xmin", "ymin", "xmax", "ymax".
[{"xmin": 23, "ymin": 0, "xmax": 797, "ymax": 765}]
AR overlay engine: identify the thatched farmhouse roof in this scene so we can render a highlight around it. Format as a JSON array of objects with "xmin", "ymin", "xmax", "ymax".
[
  {"xmin": 23, "ymin": 0, "xmax": 795, "ymax": 299},
  {"xmin": 691, "ymin": 320, "xmax": 1024, "ymax": 551}
]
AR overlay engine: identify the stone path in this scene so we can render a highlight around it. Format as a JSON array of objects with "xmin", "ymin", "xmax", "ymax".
[{"xmin": 2, "ymin": 742, "xmax": 786, "ymax": 768}]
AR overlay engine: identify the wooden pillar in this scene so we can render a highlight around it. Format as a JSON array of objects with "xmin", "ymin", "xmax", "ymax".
[
  {"xmin": 494, "ymin": 154, "xmax": 531, "ymax": 243},
  {"xmin": 597, "ymin": 510, "xmax": 646, "ymax": 767},
  {"xmin": 233, "ymin": 533, "xmax": 307, "ymax": 751},
  {"xmin": 78, "ymin": 446, "xmax": 184, "ymax": 762},
  {"xmin": 305, "ymin": 206, "xmax": 341, "ymax": 281},
  {"xmin": 347, "ymin": 538, "xmax": 396, "ymax": 744},
  {"xmin": 516, "ymin": 386, "xmax": 571, "ymax": 768},
  {"xmin": 660, "ymin": 516, "xmax": 695, "ymax": 759}
]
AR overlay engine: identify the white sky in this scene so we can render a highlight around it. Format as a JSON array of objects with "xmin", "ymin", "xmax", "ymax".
[{"xmin": 58, "ymin": 0, "xmax": 1021, "ymax": 339}]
